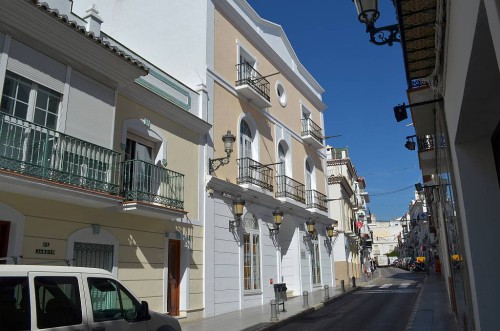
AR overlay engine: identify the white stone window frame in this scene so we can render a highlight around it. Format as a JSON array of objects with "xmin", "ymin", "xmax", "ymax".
[
  {"xmin": 66, "ymin": 227, "xmax": 119, "ymax": 276},
  {"xmin": 242, "ymin": 213, "xmax": 262, "ymax": 293},
  {"xmin": 238, "ymin": 114, "xmax": 260, "ymax": 162},
  {"xmin": 121, "ymin": 118, "xmax": 168, "ymax": 167}
]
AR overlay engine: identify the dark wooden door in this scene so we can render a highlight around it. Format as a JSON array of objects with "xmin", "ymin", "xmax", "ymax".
[
  {"xmin": 0, "ymin": 221, "xmax": 10, "ymax": 264},
  {"xmin": 167, "ymin": 240, "xmax": 180, "ymax": 316}
]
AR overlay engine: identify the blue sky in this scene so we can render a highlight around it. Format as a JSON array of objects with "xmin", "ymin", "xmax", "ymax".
[{"xmin": 247, "ymin": 0, "xmax": 422, "ymax": 220}]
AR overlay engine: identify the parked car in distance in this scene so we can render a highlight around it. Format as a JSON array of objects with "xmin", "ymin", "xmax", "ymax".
[{"xmin": 0, "ymin": 265, "xmax": 181, "ymax": 331}]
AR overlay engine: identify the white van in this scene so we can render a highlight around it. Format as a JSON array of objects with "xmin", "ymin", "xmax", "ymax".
[{"xmin": 0, "ymin": 265, "xmax": 181, "ymax": 331}]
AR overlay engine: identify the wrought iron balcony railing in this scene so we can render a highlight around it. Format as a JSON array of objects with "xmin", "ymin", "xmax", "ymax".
[
  {"xmin": 122, "ymin": 159, "xmax": 184, "ymax": 210},
  {"xmin": 275, "ymin": 175, "xmax": 305, "ymax": 204},
  {"xmin": 236, "ymin": 63, "xmax": 271, "ymax": 101},
  {"xmin": 237, "ymin": 157, "xmax": 273, "ymax": 192},
  {"xmin": 306, "ymin": 189, "xmax": 328, "ymax": 212},
  {"xmin": 301, "ymin": 118, "xmax": 323, "ymax": 144},
  {"xmin": 0, "ymin": 113, "xmax": 121, "ymax": 194}
]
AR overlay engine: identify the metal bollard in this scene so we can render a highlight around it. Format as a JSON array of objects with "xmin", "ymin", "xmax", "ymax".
[
  {"xmin": 303, "ymin": 290, "xmax": 309, "ymax": 308},
  {"xmin": 341, "ymin": 280, "xmax": 345, "ymax": 292},
  {"xmin": 352, "ymin": 276, "xmax": 356, "ymax": 288},
  {"xmin": 324, "ymin": 284, "xmax": 330, "ymax": 301},
  {"xmin": 270, "ymin": 299, "xmax": 279, "ymax": 322}
]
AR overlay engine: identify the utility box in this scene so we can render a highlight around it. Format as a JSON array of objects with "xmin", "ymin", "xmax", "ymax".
[{"xmin": 273, "ymin": 283, "xmax": 287, "ymax": 312}]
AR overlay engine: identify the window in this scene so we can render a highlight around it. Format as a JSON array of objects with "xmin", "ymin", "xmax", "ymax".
[
  {"xmin": 243, "ymin": 213, "xmax": 261, "ymax": 291},
  {"xmin": 0, "ymin": 277, "xmax": 30, "ymax": 330},
  {"xmin": 35, "ymin": 276, "xmax": 82, "ymax": 329},
  {"xmin": 275, "ymin": 81, "xmax": 287, "ymax": 107},
  {"xmin": 87, "ymin": 278, "xmax": 141, "ymax": 322},
  {"xmin": 310, "ymin": 234, "xmax": 321, "ymax": 285},
  {"xmin": 1, "ymin": 71, "xmax": 61, "ymax": 129},
  {"xmin": 239, "ymin": 120, "xmax": 253, "ymax": 159},
  {"xmin": 74, "ymin": 242, "xmax": 114, "ymax": 272},
  {"xmin": 0, "ymin": 72, "xmax": 62, "ymax": 170}
]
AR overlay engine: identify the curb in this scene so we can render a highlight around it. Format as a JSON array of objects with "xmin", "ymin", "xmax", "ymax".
[{"xmin": 254, "ymin": 287, "xmax": 362, "ymax": 331}]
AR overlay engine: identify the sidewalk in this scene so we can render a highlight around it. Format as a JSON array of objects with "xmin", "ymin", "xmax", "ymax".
[
  {"xmin": 179, "ymin": 276, "xmax": 369, "ymax": 331},
  {"xmin": 405, "ymin": 272, "xmax": 459, "ymax": 331},
  {"xmin": 179, "ymin": 270, "xmax": 458, "ymax": 331}
]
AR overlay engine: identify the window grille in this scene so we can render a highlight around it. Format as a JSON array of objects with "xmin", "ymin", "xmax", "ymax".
[{"xmin": 74, "ymin": 242, "xmax": 113, "ymax": 272}]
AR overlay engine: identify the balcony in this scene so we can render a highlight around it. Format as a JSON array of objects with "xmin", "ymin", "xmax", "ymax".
[
  {"xmin": 237, "ymin": 157, "xmax": 273, "ymax": 192},
  {"xmin": 235, "ymin": 63, "xmax": 272, "ymax": 108},
  {"xmin": 0, "ymin": 113, "xmax": 121, "ymax": 196},
  {"xmin": 122, "ymin": 159, "xmax": 184, "ymax": 211},
  {"xmin": 276, "ymin": 175, "xmax": 305, "ymax": 204},
  {"xmin": 306, "ymin": 189, "xmax": 328, "ymax": 212},
  {"xmin": 301, "ymin": 118, "xmax": 323, "ymax": 149}
]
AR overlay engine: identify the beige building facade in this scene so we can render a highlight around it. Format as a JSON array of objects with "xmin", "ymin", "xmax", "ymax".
[{"xmin": 0, "ymin": 0, "xmax": 210, "ymax": 318}]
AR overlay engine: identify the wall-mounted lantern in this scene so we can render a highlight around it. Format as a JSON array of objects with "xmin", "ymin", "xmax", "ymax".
[
  {"xmin": 229, "ymin": 197, "xmax": 245, "ymax": 231},
  {"xmin": 269, "ymin": 207, "xmax": 284, "ymax": 236}
]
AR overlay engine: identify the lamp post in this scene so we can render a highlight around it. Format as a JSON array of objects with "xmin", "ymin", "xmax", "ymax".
[
  {"xmin": 269, "ymin": 207, "xmax": 284, "ymax": 236},
  {"xmin": 304, "ymin": 219, "xmax": 316, "ymax": 241},
  {"xmin": 209, "ymin": 130, "xmax": 236, "ymax": 173},
  {"xmin": 352, "ymin": 0, "xmax": 400, "ymax": 46},
  {"xmin": 228, "ymin": 197, "xmax": 245, "ymax": 231}
]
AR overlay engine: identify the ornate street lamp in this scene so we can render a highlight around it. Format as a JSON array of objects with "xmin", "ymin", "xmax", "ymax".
[
  {"xmin": 229, "ymin": 197, "xmax": 245, "ymax": 231},
  {"xmin": 352, "ymin": 0, "xmax": 400, "ymax": 46},
  {"xmin": 269, "ymin": 207, "xmax": 284, "ymax": 236},
  {"xmin": 209, "ymin": 130, "xmax": 236, "ymax": 173}
]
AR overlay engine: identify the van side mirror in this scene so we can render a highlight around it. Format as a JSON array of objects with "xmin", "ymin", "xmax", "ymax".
[{"xmin": 137, "ymin": 301, "xmax": 151, "ymax": 321}]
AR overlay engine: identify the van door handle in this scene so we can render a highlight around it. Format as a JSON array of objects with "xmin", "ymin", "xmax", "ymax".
[{"xmin": 91, "ymin": 328, "xmax": 105, "ymax": 331}]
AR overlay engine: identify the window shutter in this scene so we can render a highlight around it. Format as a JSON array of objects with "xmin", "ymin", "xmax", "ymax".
[
  {"xmin": 7, "ymin": 39, "xmax": 66, "ymax": 93},
  {"xmin": 65, "ymin": 70, "xmax": 115, "ymax": 148}
]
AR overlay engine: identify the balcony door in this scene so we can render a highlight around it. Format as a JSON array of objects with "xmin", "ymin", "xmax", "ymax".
[
  {"xmin": 277, "ymin": 143, "xmax": 287, "ymax": 194},
  {"xmin": 124, "ymin": 134, "xmax": 155, "ymax": 199},
  {"xmin": 239, "ymin": 120, "xmax": 253, "ymax": 180},
  {"xmin": 305, "ymin": 161, "xmax": 313, "ymax": 206}
]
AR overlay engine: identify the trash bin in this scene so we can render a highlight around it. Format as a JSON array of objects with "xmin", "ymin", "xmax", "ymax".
[{"xmin": 273, "ymin": 283, "xmax": 287, "ymax": 312}]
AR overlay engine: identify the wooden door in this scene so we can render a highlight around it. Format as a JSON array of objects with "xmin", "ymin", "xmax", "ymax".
[
  {"xmin": 167, "ymin": 240, "xmax": 180, "ymax": 316},
  {"xmin": 0, "ymin": 221, "xmax": 10, "ymax": 264}
]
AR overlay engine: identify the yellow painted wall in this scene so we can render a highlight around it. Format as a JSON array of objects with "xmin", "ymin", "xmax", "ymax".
[
  {"xmin": 114, "ymin": 94, "xmax": 200, "ymax": 220},
  {"xmin": 213, "ymin": 8, "xmax": 327, "ymax": 194},
  {"xmin": 0, "ymin": 192, "xmax": 204, "ymax": 314}
]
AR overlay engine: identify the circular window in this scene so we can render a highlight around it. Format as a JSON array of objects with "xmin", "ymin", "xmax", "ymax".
[{"xmin": 275, "ymin": 81, "xmax": 287, "ymax": 107}]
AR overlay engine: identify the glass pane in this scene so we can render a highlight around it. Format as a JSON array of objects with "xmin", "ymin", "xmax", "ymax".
[
  {"xmin": 46, "ymin": 113, "xmax": 57, "ymax": 129},
  {"xmin": 87, "ymin": 278, "xmax": 122, "ymax": 322},
  {"xmin": 0, "ymin": 277, "xmax": 31, "ymax": 330},
  {"xmin": 2, "ymin": 77, "xmax": 15, "ymax": 97},
  {"xmin": 119, "ymin": 287, "xmax": 138, "ymax": 321},
  {"xmin": 1, "ymin": 95, "xmax": 14, "ymax": 114},
  {"xmin": 34, "ymin": 276, "xmax": 82, "ymax": 328},
  {"xmin": 33, "ymin": 108, "xmax": 46, "ymax": 126},
  {"xmin": 35, "ymin": 89, "xmax": 48, "ymax": 110},
  {"xmin": 16, "ymin": 82, "xmax": 30, "ymax": 103},
  {"xmin": 47, "ymin": 95, "xmax": 60, "ymax": 114},
  {"xmin": 13, "ymin": 102, "xmax": 28, "ymax": 120},
  {"xmin": 74, "ymin": 242, "xmax": 114, "ymax": 272},
  {"xmin": 252, "ymin": 235, "xmax": 260, "ymax": 290}
]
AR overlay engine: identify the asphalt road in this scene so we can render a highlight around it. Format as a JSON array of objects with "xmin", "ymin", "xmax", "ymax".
[{"xmin": 273, "ymin": 267, "xmax": 426, "ymax": 331}]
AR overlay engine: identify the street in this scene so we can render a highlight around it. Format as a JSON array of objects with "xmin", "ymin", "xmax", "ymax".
[{"xmin": 273, "ymin": 267, "xmax": 426, "ymax": 331}]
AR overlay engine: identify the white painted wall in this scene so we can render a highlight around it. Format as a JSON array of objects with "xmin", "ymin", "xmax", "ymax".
[{"xmin": 71, "ymin": 0, "xmax": 209, "ymax": 90}]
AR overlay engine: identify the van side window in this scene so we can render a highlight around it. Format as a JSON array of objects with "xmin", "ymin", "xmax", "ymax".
[
  {"xmin": 0, "ymin": 277, "xmax": 30, "ymax": 330},
  {"xmin": 34, "ymin": 276, "xmax": 82, "ymax": 329},
  {"xmin": 87, "ymin": 278, "xmax": 140, "ymax": 322}
]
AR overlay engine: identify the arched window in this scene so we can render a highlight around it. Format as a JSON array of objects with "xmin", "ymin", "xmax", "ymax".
[
  {"xmin": 67, "ymin": 227, "xmax": 119, "ymax": 276},
  {"xmin": 243, "ymin": 213, "xmax": 260, "ymax": 291},
  {"xmin": 240, "ymin": 120, "xmax": 253, "ymax": 159}
]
